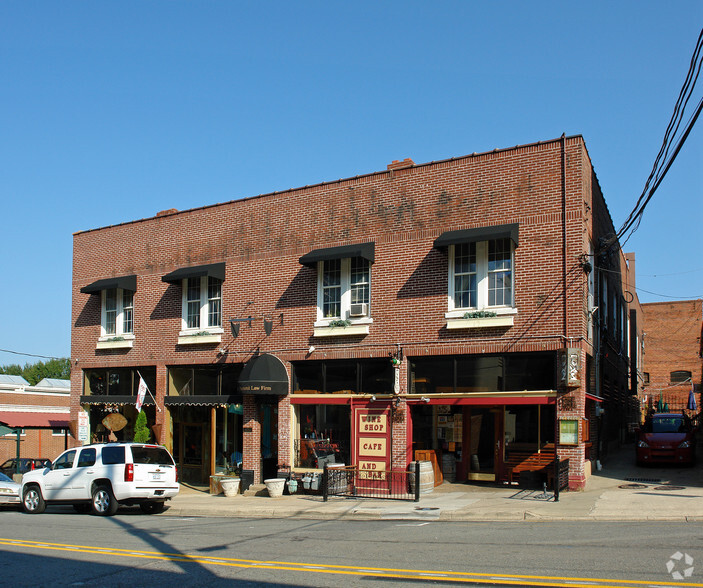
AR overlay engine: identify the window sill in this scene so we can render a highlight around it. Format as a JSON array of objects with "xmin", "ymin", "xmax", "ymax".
[
  {"xmin": 313, "ymin": 324, "xmax": 370, "ymax": 337},
  {"xmin": 96, "ymin": 336, "xmax": 134, "ymax": 350},
  {"xmin": 446, "ymin": 315, "xmax": 515, "ymax": 329},
  {"xmin": 178, "ymin": 330, "xmax": 223, "ymax": 345}
]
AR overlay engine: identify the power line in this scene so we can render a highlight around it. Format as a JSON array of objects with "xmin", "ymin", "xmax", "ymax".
[
  {"xmin": 0, "ymin": 348, "xmax": 67, "ymax": 361},
  {"xmin": 603, "ymin": 28, "xmax": 703, "ymax": 252}
]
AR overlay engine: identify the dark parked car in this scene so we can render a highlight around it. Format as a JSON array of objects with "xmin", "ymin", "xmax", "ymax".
[
  {"xmin": 0, "ymin": 458, "xmax": 51, "ymax": 477},
  {"xmin": 636, "ymin": 413, "xmax": 696, "ymax": 466}
]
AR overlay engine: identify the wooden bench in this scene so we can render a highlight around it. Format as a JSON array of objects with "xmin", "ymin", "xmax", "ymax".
[{"xmin": 502, "ymin": 445, "xmax": 557, "ymax": 485}]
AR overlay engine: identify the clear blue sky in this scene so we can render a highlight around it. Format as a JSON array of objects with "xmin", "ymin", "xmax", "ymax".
[{"xmin": 1, "ymin": 2, "xmax": 701, "ymax": 367}]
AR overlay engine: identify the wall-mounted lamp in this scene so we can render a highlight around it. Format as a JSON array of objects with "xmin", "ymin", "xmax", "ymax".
[
  {"xmin": 421, "ymin": 396, "xmax": 430, "ymax": 403},
  {"xmin": 308, "ymin": 345, "xmax": 315, "ymax": 355},
  {"xmin": 217, "ymin": 347, "xmax": 226, "ymax": 356},
  {"xmin": 371, "ymin": 395, "xmax": 377, "ymax": 402}
]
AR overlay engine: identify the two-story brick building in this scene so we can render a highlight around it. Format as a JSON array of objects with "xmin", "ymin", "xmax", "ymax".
[{"xmin": 70, "ymin": 135, "xmax": 641, "ymax": 490}]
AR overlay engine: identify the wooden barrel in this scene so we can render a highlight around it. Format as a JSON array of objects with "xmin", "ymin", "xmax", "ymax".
[
  {"xmin": 408, "ymin": 461, "xmax": 434, "ymax": 494},
  {"xmin": 442, "ymin": 454, "xmax": 456, "ymax": 482}
]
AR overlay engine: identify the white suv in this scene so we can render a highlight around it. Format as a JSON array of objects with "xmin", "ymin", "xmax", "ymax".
[{"xmin": 21, "ymin": 443, "xmax": 179, "ymax": 516}]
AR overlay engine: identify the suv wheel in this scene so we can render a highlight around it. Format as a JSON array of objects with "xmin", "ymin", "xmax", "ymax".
[
  {"xmin": 140, "ymin": 501, "xmax": 165, "ymax": 515},
  {"xmin": 23, "ymin": 486, "xmax": 46, "ymax": 514},
  {"xmin": 92, "ymin": 484, "xmax": 118, "ymax": 516}
]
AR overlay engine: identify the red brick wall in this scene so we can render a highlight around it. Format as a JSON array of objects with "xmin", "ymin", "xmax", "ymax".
[
  {"xmin": 70, "ymin": 135, "xmax": 629, "ymax": 488},
  {"xmin": 641, "ymin": 300, "xmax": 702, "ymax": 413}
]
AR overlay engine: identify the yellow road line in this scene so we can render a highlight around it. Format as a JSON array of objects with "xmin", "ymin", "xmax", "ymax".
[{"xmin": 0, "ymin": 537, "xmax": 699, "ymax": 588}]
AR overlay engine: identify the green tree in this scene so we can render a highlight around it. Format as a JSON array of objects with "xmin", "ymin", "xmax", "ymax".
[
  {"xmin": 133, "ymin": 410, "xmax": 151, "ymax": 444},
  {"xmin": 0, "ymin": 358, "xmax": 71, "ymax": 385}
]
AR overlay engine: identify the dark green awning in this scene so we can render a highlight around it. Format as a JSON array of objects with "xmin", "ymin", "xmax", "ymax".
[
  {"xmin": 80, "ymin": 275, "xmax": 137, "ymax": 294},
  {"xmin": 433, "ymin": 223, "xmax": 519, "ymax": 249},
  {"xmin": 299, "ymin": 242, "xmax": 375, "ymax": 267},
  {"xmin": 162, "ymin": 262, "xmax": 225, "ymax": 284}
]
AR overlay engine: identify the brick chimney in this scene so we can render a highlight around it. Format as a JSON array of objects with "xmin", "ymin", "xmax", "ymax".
[{"xmin": 387, "ymin": 158, "xmax": 415, "ymax": 171}]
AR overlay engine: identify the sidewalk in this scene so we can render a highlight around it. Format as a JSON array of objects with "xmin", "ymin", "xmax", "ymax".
[{"xmin": 162, "ymin": 444, "xmax": 703, "ymax": 522}]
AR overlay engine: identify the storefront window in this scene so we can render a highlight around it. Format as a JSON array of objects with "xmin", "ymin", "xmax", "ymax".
[
  {"xmin": 84, "ymin": 367, "xmax": 156, "ymax": 396},
  {"xmin": 292, "ymin": 359, "xmax": 393, "ymax": 394},
  {"xmin": 168, "ymin": 365, "xmax": 242, "ymax": 395},
  {"xmin": 457, "ymin": 356, "xmax": 503, "ymax": 392},
  {"xmin": 410, "ymin": 352, "xmax": 556, "ymax": 394},
  {"xmin": 410, "ymin": 357, "xmax": 453, "ymax": 394},
  {"xmin": 294, "ymin": 404, "xmax": 350, "ymax": 468}
]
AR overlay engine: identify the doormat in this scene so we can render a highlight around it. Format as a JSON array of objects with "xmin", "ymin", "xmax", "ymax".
[
  {"xmin": 653, "ymin": 485, "xmax": 686, "ymax": 491},
  {"xmin": 619, "ymin": 483, "xmax": 648, "ymax": 489}
]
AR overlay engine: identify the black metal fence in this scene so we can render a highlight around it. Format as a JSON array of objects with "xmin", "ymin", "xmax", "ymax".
[{"xmin": 323, "ymin": 462, "xmax": 421, "ymax": 502}]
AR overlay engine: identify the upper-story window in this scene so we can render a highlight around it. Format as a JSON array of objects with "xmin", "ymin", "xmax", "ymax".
[
  {"xmin": 434, "ymin": 224, "xmax": 518, "ymax": 328},
  {"xmin": 449, "ymin": 238, "xmax": 513, "ymax": 311},
  {"xmin": 184, "ymin": 276, "xmax": 222, "ymax": 331},
  {"xmin": 319, "ymin": 257, "xmax": 370, "ymax": 320},
  {"xmin": 103, "ymin": 288, "xmax": 134, "ymax": 336},
  {"xmin": 670, "ymin": 370, "xmax": 692, "ymax": 384},
  {"xmin": 162, "ymin": 263, "xmax": 226, "ymax": 343},
  {"xmin": 80, "ymin": 275, "xmax": 137, "ymax": 348},
  {"xmin": 299, "ymin": 243, "xmax": 375, "ymax": 336}
]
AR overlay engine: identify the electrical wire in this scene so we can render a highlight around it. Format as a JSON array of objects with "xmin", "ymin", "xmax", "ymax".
[
  {"xmin": 603, "ymin": 29, "xmax": 703, "ymax": 253},
  {"xmin": 0, "ymin": 348, "xmax": 67, "ymax": 361}
]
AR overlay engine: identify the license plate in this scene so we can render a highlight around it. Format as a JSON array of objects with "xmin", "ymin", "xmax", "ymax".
[{"xmin": 151, "ymin": 473, "xmax": 163, "ymax": 481}]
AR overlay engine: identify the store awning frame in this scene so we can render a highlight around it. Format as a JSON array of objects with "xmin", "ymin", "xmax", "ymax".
[
  {"xmin": 238, "ymin": 354, "xmax": 289, "ymax": 396},
  {"xmin": 80, "ymin": 275, "xmax": 137, "ymax": 294},
  {"xmin": 162, "ymin": 262, "xmax": 226, "ymax": 284},
  {"xmin": 433, "ymin": 223, "xmax": 519, "ymax": 249},
  {"xmin": 0, "ymin": 412, "xmax": 70, "ymax": 428},
  {"xmin": 299, "ymin": 242, "xmax": 375, "ymax": 267}
]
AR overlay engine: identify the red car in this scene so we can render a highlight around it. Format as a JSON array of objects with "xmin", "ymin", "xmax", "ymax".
[{"xmin": 636, "ymin": 413, "xmax": 696, "ymax": 466}]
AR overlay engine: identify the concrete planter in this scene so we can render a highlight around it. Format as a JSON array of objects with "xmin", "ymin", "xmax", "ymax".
[
  {"xmin": 220, "ymin": 477, "xmax": 240, "ymax": 497},
  {"xmin": 264, "ymin": 478, "xmax": 286, "ymax": 498}
]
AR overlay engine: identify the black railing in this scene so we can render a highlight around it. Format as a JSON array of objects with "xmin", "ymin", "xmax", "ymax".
[{"xmin": 323, "ymin": 462, "xmax": 421, "ymax": 502}]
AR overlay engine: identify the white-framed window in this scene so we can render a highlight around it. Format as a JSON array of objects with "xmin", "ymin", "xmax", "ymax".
[
  {"xmin": 101, "ymin": 288, "xmax": 134, "ymax": 337},
  {"xmin": 315, "ymin": 256, "xmax": 371, "ymax": 324},
  {"xmin": 181, "ymin": 276, "xmax": 222, "ymax": 332},
  {"xmin": 447, "ymin": 238, "xmax": 515, "ymax": 315}
]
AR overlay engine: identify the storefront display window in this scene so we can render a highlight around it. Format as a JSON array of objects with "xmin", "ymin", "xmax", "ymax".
[
  {"xmin": 84, "ymin": 367, "xmax": 156, "ymax": 397},
  {"xmin": 294, "ymin": 404, "xmax": 350, "ymax": 468},
  {"xmin": 292, "ymin": 359, "xmax": 393, "ymax": 394},
  {"xmin": 411, "ymin": 352, "xmax": 556, "ymax": 394},
  {"xmin": 168, "ymin": 365, "xmax": 242, "ymax": 395}
]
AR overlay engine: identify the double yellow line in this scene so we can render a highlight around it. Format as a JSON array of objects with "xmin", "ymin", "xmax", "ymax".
[{"xmin": 0, "ymin": 537, "xmax": 699, "ymax": 588}]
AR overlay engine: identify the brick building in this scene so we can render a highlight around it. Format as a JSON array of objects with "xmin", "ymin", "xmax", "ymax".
[
  {"xmin": 0, "ymin": 375, "xmax": 74, "ymax": 467},
  {"xmin": 70, "ymin": 135, "xmax": 641, "ymax": 490},
  {"xmin": 640, "ymin": 299, "xmax": 702, "ymax": 418}
]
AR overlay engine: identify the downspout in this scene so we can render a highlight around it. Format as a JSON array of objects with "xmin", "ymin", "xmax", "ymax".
[{"xmin": 555, "ymin": 133, "xmax": 568, "ymax": 500}]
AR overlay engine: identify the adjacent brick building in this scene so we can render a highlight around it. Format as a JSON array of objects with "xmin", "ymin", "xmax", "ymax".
[
  {"xmin": 641, "ymin": 299, "xmax": 702, "ymax": 417},
  {"xmin": 0, "ymin": 375, "xmax": 74, "ymax": 468},
  {"xmin": 70, "ymin": 135, "xmax": 641, "ymax": 490}
]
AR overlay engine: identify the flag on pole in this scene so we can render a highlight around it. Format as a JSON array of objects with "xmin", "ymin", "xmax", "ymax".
[{"xmin": 136, "ymin": 376, "xmax": 148, "ymax": 412}]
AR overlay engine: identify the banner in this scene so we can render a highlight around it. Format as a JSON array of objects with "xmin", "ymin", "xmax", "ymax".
[{"xmin": 136, "ymin": 376, "xmax": 148, "ymax": 412}]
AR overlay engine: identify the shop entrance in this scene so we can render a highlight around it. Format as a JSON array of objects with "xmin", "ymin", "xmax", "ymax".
[
  {"xmin": 467, "ymin": 408, "xmax": 503, "ymax": 481},
  {"xmin": 174, "ymin": 421, "xmax": 207, "ymax": 485}
]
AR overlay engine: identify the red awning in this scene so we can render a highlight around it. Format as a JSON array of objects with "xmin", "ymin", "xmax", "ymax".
[{"xmin": 0, "ymin": 412, "xmax": 70, "ymax": 428}]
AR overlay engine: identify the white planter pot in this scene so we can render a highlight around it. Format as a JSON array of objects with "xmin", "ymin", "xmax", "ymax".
[
  {"xmin": 264, "ymin": 478, "xmax": 286, "ymax": 498},
  {"xmin": 220, "ymin": 477, "xmax": 240, "ymax": 497}
]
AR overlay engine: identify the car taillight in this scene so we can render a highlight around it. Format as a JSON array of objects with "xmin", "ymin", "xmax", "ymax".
[
  {"xmin": 125, "ymin": 463, "xmax": 134, "ymax": 482},
  {"xmin": 175, "ymin": 467, "xmax": 178, "ymax": 483},
  {"xmin": 31, "ymin": 462, "xmax": 35, "ymax": 470}
]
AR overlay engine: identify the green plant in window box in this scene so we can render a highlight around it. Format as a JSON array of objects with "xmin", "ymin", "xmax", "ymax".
[
  {"xmin": 106, "ymin": 336, "xmax": 125, "ymax": 342},
  {"xmin": 194, "ymin": 331, "xmax": 212, "ymax": 336},
  {"xmin": 328, "ymin": 319, "xmax": 352, "ymax": 328},
  {"xmin": 462, "ymin": 311, "xmax": 498, "ymax": 319}
]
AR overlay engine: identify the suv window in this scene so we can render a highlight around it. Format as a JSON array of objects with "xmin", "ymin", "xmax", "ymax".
[
  {"xmin": 53, "ymin": 450, "xmax": 76, "ymax": 470},
  {"xmin": 101, "ymin": 446, "xmax": 126, "ymax": 464},
  {"xmin": 77, "ymin": 448, "xmax": 96, "ymax": 468},
  {"xmin": 131, "ymin": 446, "xmax": 175, "ymax": 466}
]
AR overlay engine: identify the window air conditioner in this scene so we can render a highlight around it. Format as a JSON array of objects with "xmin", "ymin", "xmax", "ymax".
[{"xmin": 349, "ymin": 303, "xmax": 368, "ymax": 317}]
